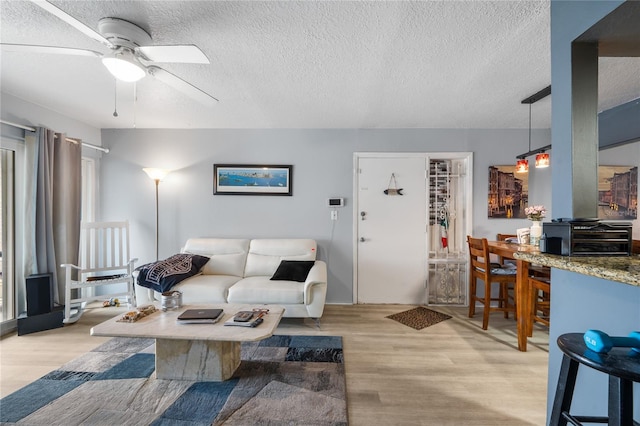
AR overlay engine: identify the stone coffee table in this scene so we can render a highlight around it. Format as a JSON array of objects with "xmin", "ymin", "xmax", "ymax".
[{"xmin": 90, "ymin": 304, "xmax": 284, "ymax": 381}]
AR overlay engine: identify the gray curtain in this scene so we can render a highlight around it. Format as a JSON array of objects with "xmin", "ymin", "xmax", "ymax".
[{"xmin": 24, "ymin": 127, "xmax": 81, "ymax": 306}]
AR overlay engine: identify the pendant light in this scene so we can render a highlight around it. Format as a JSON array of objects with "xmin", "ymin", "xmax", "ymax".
[
  {"xmin": 535, "ymin": 152, "xmax": 550, "ymax": 168},
  {"xmin": 515, "ymin": 158, "xmax": 529, "ymax": 173},
  {"xmin": 515, "ymin": 103, "xmax": 533, "ymax": 173},
  {"xmin": 516, "ymin": 86, "xmax": 552, "ymax": 172}
]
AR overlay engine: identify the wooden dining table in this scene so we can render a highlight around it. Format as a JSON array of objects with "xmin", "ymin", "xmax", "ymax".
[{"xmin": 486, "ymin": 240, "xmax": 541, "ymax": 352}]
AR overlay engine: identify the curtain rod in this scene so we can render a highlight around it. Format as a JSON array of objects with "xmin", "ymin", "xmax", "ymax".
[{"xmin": 0, "ymin": 119, "xmax": 109, "ymax": 153}]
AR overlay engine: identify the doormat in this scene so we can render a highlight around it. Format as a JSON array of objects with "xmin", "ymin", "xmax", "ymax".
[
  {"xmin": 0, "ymin": 335, "xmax": 347, "ymax": 425},
  {"xmin": 386, "ymin": 306, "xmax": 452, "ymax": 330}
]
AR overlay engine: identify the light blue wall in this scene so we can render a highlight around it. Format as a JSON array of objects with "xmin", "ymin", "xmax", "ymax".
[
  {"xmin": 100, "ymin": 127, "xmax": 553, "ymax": 303},
  {"xmin": 549, "ymin": 0, "xmax": 639, "ymax": 423},
  {"xmin": 1, "ymin": 93, "xmax": 102, "ymax": 152},
  {"xmin": 599, "ymin": 98, "xmax": 640, "ymax": 149},
  {"xmin": 549, "ymin": 270, "xmax": 640, "ymax": 419}
]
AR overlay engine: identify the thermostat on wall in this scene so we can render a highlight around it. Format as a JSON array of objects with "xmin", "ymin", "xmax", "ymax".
[{"xmin": 327, "ymin": 198, "xmax": 345, "ymax": 207}]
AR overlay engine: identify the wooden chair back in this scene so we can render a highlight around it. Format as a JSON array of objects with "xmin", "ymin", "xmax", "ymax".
[
  {"xmin": 79, "ymin": 221, "xmax": 132, "ymax": 278},
  {"xmin": 468, "ymin": 236, "xmax": 492, "ymax": 281},
  {"xmin": 62, "ymin": 221, "xmax": 137, "ymax": 324},
  {"xmin": 467, "ymin": 235, "xmax": 517, "ymax": 330},
  {"xmin": 496, "ymin": 233, "xmax": 517, "ymax": 264}
]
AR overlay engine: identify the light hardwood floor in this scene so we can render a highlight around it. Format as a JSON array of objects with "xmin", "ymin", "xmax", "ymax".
[{"xmin": 0, "ymin": 304, "xmax": 550, "ymax": 425}]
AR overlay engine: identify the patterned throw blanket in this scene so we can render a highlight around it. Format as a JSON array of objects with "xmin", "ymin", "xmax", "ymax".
[{"xmin": 136, "ymin": 253, "xmax": 209, "ymax": 293}]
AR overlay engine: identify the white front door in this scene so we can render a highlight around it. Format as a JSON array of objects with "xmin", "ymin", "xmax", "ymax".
[{"xmin": 355, "ymin": 155, "xmax": 427, "ymax": 304}]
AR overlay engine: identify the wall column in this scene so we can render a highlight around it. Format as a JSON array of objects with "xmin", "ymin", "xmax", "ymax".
[{"xmin": 571, "ymin": 42, "xmax": 599, "ymax": 218}]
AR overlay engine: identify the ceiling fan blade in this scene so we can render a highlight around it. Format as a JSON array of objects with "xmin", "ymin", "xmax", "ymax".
[
  {"xmin": 30, "ymin": 0, "xmax": 114, "ymax": 48},
  {"xmin": 1, "ymin": 43, "xmax": 102, "ymax": 58},
  {"xmin": 147, "ymin": 66, "xmax": 218, "ymax": 106},
  {"xmin": 137, "ymin": 45, "xmax": 209, "ymax": 64}
]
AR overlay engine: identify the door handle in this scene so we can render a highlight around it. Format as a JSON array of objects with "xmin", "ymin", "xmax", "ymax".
[
  {"xmin": 360, "ymin": 237, "xmax": 366, "ymax": 242},
  {"xmin": 360, "ymin": 211, "xmax": 366, "ymax": 220}
]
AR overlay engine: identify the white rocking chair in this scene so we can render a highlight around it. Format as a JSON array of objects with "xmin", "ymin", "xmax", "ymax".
[{"xmin": 61, "ymin": 221, "xmax": 137, "ymax": 323}]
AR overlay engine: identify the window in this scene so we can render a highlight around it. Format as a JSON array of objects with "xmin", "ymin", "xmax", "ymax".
[
  {"xmin": 0, "ymin": 136, "xmax": 100, "ymax": 335},
  {"xmin": 1, "ymin": 139, "xmax": 24, "ymax": 332},
  {"xmin": 81, "ymin": 157, "xmax": 96, "ymax": 222},
  {"xmin": 1, "ymin": 148, "xmax": 15, "ymax": 322}
]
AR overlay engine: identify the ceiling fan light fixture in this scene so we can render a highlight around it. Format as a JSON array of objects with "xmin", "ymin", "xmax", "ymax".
[
  {"xmin": 535, "ymin": 152, "xmax": 550, "ymax": 168},
  {"xmin": 102, "ymin": 50, "xmax": 145, "ymax": 82}
]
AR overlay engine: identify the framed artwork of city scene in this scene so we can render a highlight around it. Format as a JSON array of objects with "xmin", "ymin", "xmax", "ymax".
[
  {"xmin": 598, "ymin": 165, "xmax": 637, "ymax": 220},
  {"xmin": 488, "ymin": 165, "xmax": 528, "ymax": 219},
  {"xmin": 213, "ymin": 164, "xmax": 293, "ymax": 196}
]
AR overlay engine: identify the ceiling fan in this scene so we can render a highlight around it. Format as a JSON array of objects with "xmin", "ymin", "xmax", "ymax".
[{"xmin": 1, "ymin": 0, "xmax": 218, "ymax": 106}]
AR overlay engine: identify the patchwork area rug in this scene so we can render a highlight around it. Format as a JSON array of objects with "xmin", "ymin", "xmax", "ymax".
[
  {"xmin": 386, "ymin": 306, "xmax": 452, "ymax": 330},
  {"xmin": 1, "ymin": 335, "xmax": 347, "ymax": 425}
]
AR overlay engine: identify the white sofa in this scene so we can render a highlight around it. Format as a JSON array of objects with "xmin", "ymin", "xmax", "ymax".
[{"xmin": 134, "ymin": 238, "xmax": 327, "ymax": 320}]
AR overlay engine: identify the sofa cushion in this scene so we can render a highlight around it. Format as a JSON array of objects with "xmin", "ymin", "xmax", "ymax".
[
  {"xmin": 182, "ymin": 238, "xmax": 250, "ymax": 277},
  {"xmin": 228, "ymin": 276, "xmax": 304, "ymax": 304},
  {"xmin": 270, "ymin": 260, "xmax": 315, "ymax": 282},
  {"xmin": 136, "ymin": 253, "xmax": 209, "ymax": 293},
  {"xmin": 172, "ymin": 274, "xmax": 240, "ymax": 304},
  {"xmin": 244, "ymin": 239, "xmax": 317, "ymax": 277}
]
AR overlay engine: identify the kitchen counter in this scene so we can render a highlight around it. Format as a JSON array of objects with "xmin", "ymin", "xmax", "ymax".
[{"xmin": 513, "ymin": 251, "xmax": 640, "ymax": 287}]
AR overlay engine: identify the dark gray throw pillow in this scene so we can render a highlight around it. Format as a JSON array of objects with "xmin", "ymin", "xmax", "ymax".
[
  {"xmin": 136, "ymin": 253, "xmax": 210, "ymax": 293},
  {"xmin": 270, "ymin": 260, "xmax": 315, "ymax": 282}
]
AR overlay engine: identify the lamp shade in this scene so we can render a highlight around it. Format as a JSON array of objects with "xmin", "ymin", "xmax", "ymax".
[
  {"xmin": 102, "ymin": 50, "xmax": 146, "ymax": 82},
  {"xmin": 535, "ymin": 152, "xmax": 550, "ymax": 168},
  {"xmin": 143, "ymin": 168, "xmax": 170, "ymax": 181},
  {"xmin": 515, "ymin": 159, "xmax": 529, "ymax": 173}
]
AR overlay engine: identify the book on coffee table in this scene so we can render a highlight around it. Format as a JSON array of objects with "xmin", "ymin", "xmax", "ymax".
[{"xmin": 177, "ymin": 308, "xmax": 224, "ymax": 324}]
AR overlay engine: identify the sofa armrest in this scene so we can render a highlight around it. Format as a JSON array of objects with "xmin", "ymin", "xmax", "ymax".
[{"xmin": 303, "ymin": 260, "xmax": 327, "ymax": 305}]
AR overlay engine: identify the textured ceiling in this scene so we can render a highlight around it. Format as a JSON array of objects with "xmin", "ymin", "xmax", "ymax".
[{"xmin": 1, "ymin": 1, "xmax": 638, "ymax": 130}]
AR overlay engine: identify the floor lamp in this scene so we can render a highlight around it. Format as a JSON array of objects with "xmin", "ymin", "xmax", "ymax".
[{"xmin": 143, "ymin": 168, "xmax": 170, "ymax": 261}]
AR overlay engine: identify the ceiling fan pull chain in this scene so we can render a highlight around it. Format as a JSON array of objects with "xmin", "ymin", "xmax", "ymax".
[{"xmin": 112, "ymin": 79, "xmax": 118, "ymax": 117}]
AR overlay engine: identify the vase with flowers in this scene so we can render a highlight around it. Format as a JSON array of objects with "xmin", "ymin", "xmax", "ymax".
[{"xmin": 525, "ymin": 205, "xmax": 546, "ymax": 246}]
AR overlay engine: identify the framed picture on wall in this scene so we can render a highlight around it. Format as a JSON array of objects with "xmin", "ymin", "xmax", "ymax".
[
  {"xmin": 487, "ymin": 165, "xmax": 528, "ymax": 219},
  {"xmin": 598, "ymin": 165, "xmax": 638, "ymax": 220},
  {"xmin": 213, "ymin": 164, "xmax": 293, "ymax": 196}
]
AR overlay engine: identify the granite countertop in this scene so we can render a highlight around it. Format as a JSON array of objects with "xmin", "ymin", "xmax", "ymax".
[{"xmin": 513, "ymin": 252, "xmax": 640, "ymax": 287}]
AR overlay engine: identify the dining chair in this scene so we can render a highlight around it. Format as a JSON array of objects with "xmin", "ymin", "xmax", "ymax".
[
  {"xmin": 527, "ymin": 275, "xmax": 551, "ymax": 336},
  {"xmin": 467, "ymin": 236, "xmax": 517, "ymax": 330},
  {"xmin": 496, "ymin": 233, "xmax": 517, "ymax": 265},
  {"xmin": 496, "ymin": 233, "xmax": 517, "ymax": 242},
  {"xmin": 497, "ymin": 232, "xmax": 550, "ymax": 278}
]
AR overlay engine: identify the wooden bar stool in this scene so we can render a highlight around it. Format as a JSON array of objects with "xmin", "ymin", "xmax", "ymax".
[{"xmin": 550, "ymin": 333, "xmax": 640, "ymax": 426}]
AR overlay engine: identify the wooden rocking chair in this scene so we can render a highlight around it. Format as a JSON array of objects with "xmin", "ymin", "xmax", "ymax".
[{"xmin": 61, "ymin": 221, "xmax": 137, "ymax": 323}]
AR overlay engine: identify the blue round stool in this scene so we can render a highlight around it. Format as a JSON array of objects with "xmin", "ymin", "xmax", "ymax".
[{"xmin": 550, "ymin": 333, "xmax": 640, "ymax": 426}]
